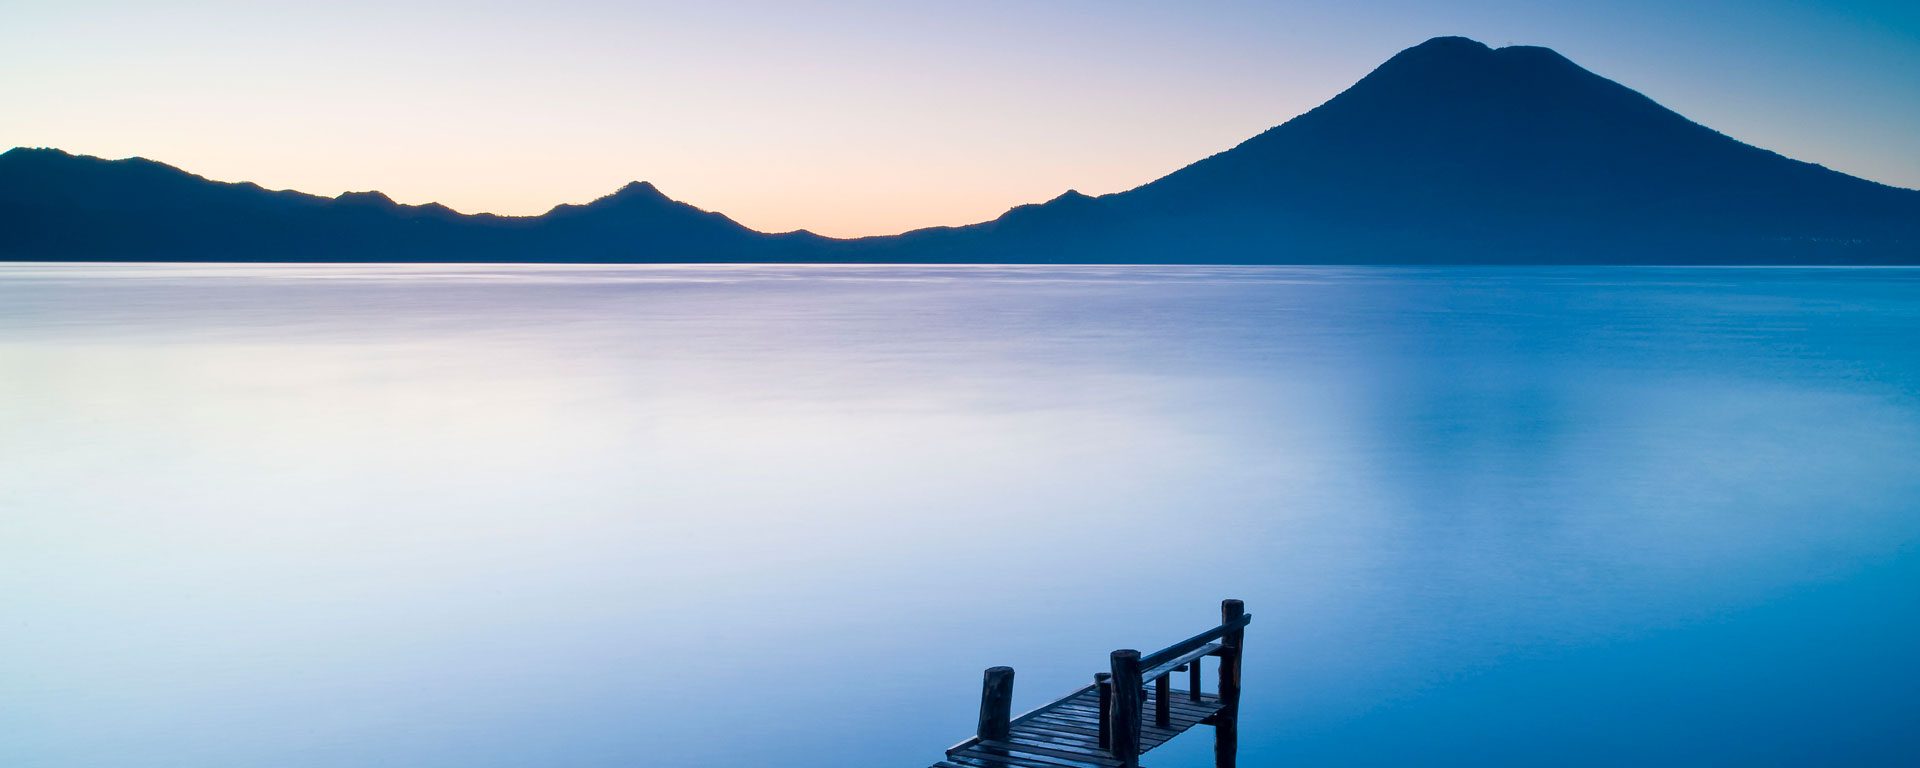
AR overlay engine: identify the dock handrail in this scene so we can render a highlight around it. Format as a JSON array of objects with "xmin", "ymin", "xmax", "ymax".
[{"xmin": 1138, "ymin": 611, "xmax": 1250, "ymax": 671}]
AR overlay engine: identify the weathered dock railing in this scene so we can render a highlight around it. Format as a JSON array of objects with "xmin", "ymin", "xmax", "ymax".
[{"xmin": 928, "ymin": 599, "xmax": 1251, "ymax": 768}]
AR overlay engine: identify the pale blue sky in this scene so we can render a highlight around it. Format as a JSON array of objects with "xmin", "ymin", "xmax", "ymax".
[{"xmin": 4, "ymin": 0, "xmax": 1916, "ymax": 236}]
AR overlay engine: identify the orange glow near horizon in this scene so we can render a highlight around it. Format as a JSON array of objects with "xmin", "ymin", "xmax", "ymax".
[{"xmin": 5, "ymin": 1, "xmax": 1917, "ymax": 238}]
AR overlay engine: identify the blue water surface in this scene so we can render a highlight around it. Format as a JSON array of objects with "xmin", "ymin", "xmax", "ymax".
[{"xmin": 3, "ymin": 265, "xmax": 1918, "ymax": 766}]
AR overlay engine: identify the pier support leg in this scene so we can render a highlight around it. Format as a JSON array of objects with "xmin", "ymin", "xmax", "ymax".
[
  {"xmin": 1214, "ymin": 599, "xmax": 1245, "ymax": 768},
  {"xmin": 1155, "ymin": 673, "xmax": 1171, "ymax": 727}
]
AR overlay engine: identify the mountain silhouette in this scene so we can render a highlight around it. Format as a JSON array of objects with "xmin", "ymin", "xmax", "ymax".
[
  {"xmin": 862, "ymin": 36, "xmax": 1920, "ymax": 263},
  {"xmin": 5, "ymin": 36, "xmax": 1917, "ymax": 263},
  {"xmin": 0, "ymin": 149, "xmax": 823, "ymax": 261}
]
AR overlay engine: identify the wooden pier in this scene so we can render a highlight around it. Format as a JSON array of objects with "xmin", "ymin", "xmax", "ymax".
[{"xmin": 927, "ymin": 599, "xmax": 1250, "ymax": 768}]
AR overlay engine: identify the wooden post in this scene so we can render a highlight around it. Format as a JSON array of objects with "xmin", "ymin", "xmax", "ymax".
[
  {"xmin": 1095, "ymin": 672, "xmax": 1113, "ymax": 749},
  {"xmin": 1214, "ymin": 599, "xmax": 1245, "ymax": 768},
  {"xmin": 1110, "ymin": 649, "xmax": 1143, "ymax": 766},
  {"xmin": 977, "ymin": 666, "xmax": 1014, "ymax": 742},
  {"xmin": 1155, "ymin": 673, "xmax": 1171, "ymax": 727},
  {"xmin": 1219, "ymin": 599, "xmax": 1245, "ymax": 709},
  {"xmin": 1189, "ymin": 658, "xmax": 1204, "ymax": 701}
]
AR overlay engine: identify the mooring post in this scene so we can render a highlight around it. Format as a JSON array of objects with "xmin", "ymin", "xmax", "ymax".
[
  {"xmin": 1110, "ymin": 649, "xmax": 1143, "ymax": 766},
  {"xmin": 1219, "ymin": 599, "xmax": 1245, "ymax": 709},
  {"xmin": 1214, "ymin": 598, "xmax": 1246, "ymax": 768},
  {"xmin": 1095, "ymin": 672, "xmax": 1114, "ymax": 749},
  {"xmin": 976, "ymin": 666, "xmax": 1015, "ymax": 742}
]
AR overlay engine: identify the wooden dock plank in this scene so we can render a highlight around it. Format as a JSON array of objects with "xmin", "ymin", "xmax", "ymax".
[
  {"xmin": 947, "ymin": 753, "xmax": 1108, "ymax": 768},
  {"xmin": 956, "ymin": 744, "xmax": 1118, "ymax": 768},
  {"xmin": 926, "ymin": 601, "xmax": 1249, "ymax": 768},
  {"xmin": 938, "ymin": 690, "xmax": 1223, "ymax": 768}
]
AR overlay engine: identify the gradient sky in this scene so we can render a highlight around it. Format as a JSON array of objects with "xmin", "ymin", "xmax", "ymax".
[{"xmin": 4, "ymin": 1, "xmax": 1916, "ymax": 237}]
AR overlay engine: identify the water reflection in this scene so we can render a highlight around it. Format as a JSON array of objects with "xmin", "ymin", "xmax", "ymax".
[{"xmin": 2, "ymin": 265, "xmax": 1918, "ymax": 766}]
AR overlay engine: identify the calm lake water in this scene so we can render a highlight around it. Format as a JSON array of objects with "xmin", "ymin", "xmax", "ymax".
[{"xmin": 3, "ymin": 264, "xmax": 1919, "ymax": 767}]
